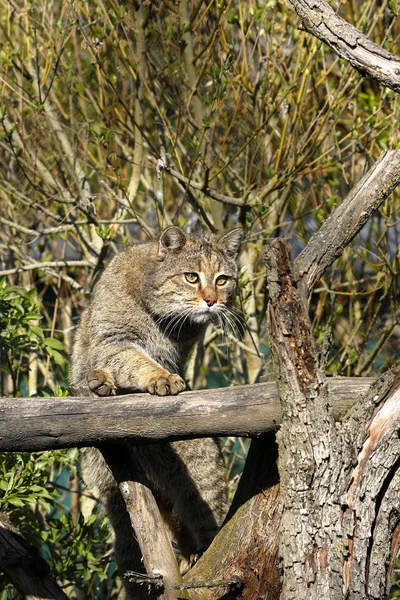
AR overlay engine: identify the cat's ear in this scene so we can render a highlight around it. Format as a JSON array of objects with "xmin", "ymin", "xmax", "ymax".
[
  {"xmin": 157, "ymin": 226, "xmax": 187, "ymax": 259},
  {"xmin": 217, "ymin": 228, "xmax": 243, "ymax": 257}
]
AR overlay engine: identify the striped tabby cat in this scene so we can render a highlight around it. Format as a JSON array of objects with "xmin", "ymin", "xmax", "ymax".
[{"xmin": 71, "ymin": 226, "xmax": 242, "ymax": 598}]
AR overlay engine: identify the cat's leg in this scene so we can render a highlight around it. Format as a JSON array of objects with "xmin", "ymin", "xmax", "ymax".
[
  {"xmin": 170, "ymin": 439, "xmax": 228, "ymax": 570},
  {"xmin": 89, "ymin": 346, "xmax": 186, "ymax": 396}
]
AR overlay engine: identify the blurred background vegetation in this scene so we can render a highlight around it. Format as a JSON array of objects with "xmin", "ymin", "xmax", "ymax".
[{"xmin": 0, "ymin": 0, "xmax": 399, "ymax": 597}]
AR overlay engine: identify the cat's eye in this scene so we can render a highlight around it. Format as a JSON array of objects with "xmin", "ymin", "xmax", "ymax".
[
  {"xmin": 185, "ymin": 272, "xmax": 199, "ymax": 284},
  {"xmin": 216, "ymin": 275, "xmax": 229, "ymax": 286}
]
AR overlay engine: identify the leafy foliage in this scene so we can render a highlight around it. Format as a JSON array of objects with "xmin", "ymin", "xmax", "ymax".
[{"xmin": 0, "ymin": 277, "xmax": 67, "ymax": 394}]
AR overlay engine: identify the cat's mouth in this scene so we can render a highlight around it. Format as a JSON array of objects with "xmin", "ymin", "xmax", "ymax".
[{"xmin": 189, "ymin": 303, "xmax": 221, "ymax": 324}]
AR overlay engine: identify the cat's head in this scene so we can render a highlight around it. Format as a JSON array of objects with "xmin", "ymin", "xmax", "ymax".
[{"xmin": 143, "ymin": 227, "xmax": 243, "ymax": 327}]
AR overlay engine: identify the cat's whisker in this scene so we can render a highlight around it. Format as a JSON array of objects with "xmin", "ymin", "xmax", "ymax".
[
  {"xmin": 176, "ymin": 310, "xmax": 194, "ymax": 339},
  {"xmin": 217, "ymin": 312, "xmax": 232, "ymax": 341},
  {"xmin": 169, "ymin": 311, "xmax": 190, "ymax": 336},
  {"xmin": 225, "ymin": 304, "xmax": 247, "ymax": 325},
  {"xmin": 222, "ymin": 311, "xmax": 241, "ymax": 340},
  {"xmin": 151, "ymin": 307, "xmax": 191, "ymax": 335},
  {"xmin": 219, "ymin": 307, "xmax": 243, "ymax": 338},
  {"xmin": 152, "ymin": 308, "xmax": 180, "ymax": 329},
  {"xmin": 164, "ymin": 308, "xmax": 192, "ymax": 337}
]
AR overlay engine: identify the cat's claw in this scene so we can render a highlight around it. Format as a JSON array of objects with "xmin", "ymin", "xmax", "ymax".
[
  {"xmin": 147, "ymin": 373, "xmax": 186, "ymax": 396},
  {"xmin": 179, "ymin": 548, "xmax": 206, "ymax": 574},
  {"xmin": 87, "ymin": 368, "xmax": 117, "ymax": 397}
]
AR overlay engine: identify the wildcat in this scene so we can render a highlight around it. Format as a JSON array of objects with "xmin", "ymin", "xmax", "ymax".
[{"xmin": 70, "ymin": 226, "xmax": 242, "ymax": 598}]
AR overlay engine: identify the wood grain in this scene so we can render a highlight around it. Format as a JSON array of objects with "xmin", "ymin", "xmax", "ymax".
[{"xmin": 0, "ymin": 378, "xmax": 373, "ymax": 451}]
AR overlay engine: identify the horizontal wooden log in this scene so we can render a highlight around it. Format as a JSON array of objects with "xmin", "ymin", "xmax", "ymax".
[{"xmin": 0, "ymin": 378, "xmax": 373, "ymax": 452}]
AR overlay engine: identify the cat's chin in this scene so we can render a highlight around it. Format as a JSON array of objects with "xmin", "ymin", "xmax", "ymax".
[{"xmin": 189, "ymin": 309, "xmax": 220, "ymax": 325}]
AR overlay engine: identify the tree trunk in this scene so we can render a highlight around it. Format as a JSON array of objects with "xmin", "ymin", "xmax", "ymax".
[{"xmin": 264, "ymin": 239, "xmax": 400, "ymax": 599}]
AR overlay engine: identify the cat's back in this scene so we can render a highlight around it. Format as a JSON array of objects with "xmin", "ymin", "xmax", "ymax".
[
  {"xmin": 71, "ymin": 240, "xmax": 152, "ymax": 388},
  {"xmin": 94, "ymin": 240, "xmax": 151, "ymax": 300}
]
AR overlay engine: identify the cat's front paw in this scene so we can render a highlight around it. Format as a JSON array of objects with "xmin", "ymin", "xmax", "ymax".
[
  {"xmin": 87, "ymin": 368, "xmax": 117, "ymax": 397},
  {"xmin": 147, "ymin": 372, "xmax": 186, "ymax": 396}
]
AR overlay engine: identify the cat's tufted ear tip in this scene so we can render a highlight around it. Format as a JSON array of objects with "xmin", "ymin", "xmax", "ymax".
[
  {"xmin": 217, "ymin": 228, "xmax": 243, "ymax": 257},
  {"xmin": 157, "ymin": 226, "xmax": 187, "ymax": 259}
]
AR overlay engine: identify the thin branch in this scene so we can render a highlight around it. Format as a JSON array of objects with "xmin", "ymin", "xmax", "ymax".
[
  {"xmin": 0, "ymin": 217, "xmax": 137, "ymax": 238},
  {"xmin": 157, "ymin": 161, "xmax": 246, "ymax": 207},
  {"xmin": 0, "ymin": 260, "xmax": 94, "ymax": 276}
]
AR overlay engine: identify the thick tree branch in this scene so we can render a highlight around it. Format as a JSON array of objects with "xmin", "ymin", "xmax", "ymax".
[
  {"xmin": 100, "ymin": 445, "xmax": 187, "ymax": 600},
  {"xmin": 0, "ymin": 378, "xmax": 373, "ymax": 452},
  {"xmin": 264, "ymin": 236, "xmax": 400, "ymax": 599},
  {"xmin": 288, "ymin": 0, "xmax": 400, "ymax": 92},
  {"xmin": 295, "ymin": 150, "xmax": 400, "ymax": 294},
  {"xmin": 340, "ymin": 368, "xmax": 400, "ymax": 597},
  {"xmin": 0, "ymin": 512, "xmax": 68, "ymax": 600}
]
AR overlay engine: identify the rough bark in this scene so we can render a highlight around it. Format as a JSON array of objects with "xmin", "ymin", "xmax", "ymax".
[
  {"xmin": 0, "ymin": 378, "xmax": 373, "ymax": 451},
  {"xmin": 0, "ymin": 512, "xmax": 68, "ymax": 600},
  {"xmin": 264, "ymin": 239, "xmax": 400, "ymax": 599},
  {"xmin": 339, "ymin": 368, "xmax": 400, "ymax": 599},
  {"xmin": 264, "ymin": 239, "xmax": 333, "ymax": 599},
  {"xmin": 288, "ymin": 0, "xmax": 400, "ymax": 93}
]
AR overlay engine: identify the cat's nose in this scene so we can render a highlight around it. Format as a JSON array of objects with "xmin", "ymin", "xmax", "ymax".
[{"xmin": 203, "ymin": 296, "xmax": 216, "ymax": 307}]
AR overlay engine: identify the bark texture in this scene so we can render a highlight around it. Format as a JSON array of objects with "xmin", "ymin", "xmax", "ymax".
[
  {"xmin": 288, "ymin": 0, "xmax": 400, "ymax": 92},
  {"xmin": 264, "ymin": 239, "xmax": 400, "ymax": 599},
  {"xmin": 265, "ymin": 239, "xmax": 334, "ymax": 599}
]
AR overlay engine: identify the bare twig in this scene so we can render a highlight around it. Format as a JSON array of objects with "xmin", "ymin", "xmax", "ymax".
[{"xmin": 0, "ymin": 260, "xmax": 94, "ymax": 276}]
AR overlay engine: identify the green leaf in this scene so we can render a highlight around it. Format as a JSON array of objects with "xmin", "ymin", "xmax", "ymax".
[
  {"xmin": 43, "ymin": 338, "xmax": 65, "ymax": 350},
  {"xmin": 7, "ymin": 497, "xmax": 25, "ymax": 507},
  {"xmin": 45, "ymin": 347, "xmax": 65, "ymax": 367}
]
